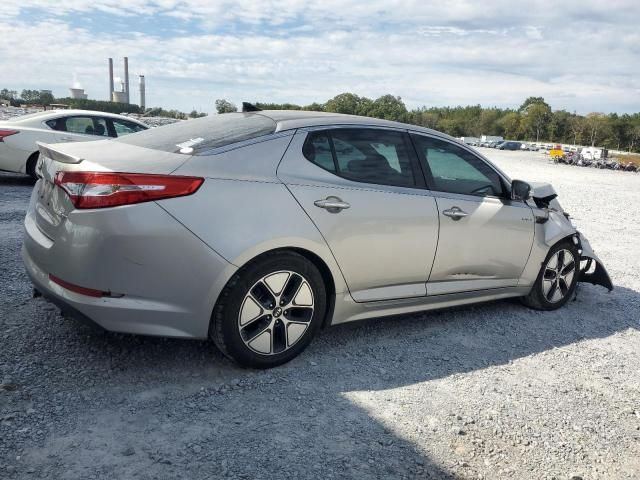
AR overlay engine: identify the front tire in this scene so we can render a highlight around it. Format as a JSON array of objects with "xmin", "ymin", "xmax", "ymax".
[
  {"xmin": 210, "ymin": 251, "xmax": 326, "ymax": 368},
  {"xmin": 522, "ymin": 241, "xmax": 579, "ymax": 310}
]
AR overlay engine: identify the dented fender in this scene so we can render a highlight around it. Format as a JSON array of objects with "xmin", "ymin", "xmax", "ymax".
[{"xmin": 577, "ymin": 232, "xmax": 613, "ymax": 291}]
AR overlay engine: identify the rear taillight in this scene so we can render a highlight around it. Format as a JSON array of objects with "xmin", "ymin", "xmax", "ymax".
[
  {"xmin": 0, "ymin": 129, "xmax": 19, "ymax": 142},
  {"xmin": 54, "ymin": 171, "xmax": 204, "ymax": 209}
]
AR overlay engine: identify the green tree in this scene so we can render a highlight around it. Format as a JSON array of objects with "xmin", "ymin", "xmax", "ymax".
[
  {"xmin": 628, "ymin": 125, "xmax": 640, "ymax": 152},
  {"xmin": 254, "ymin": 102, "xmax": 302, "ymax": 110},
  {"xmin": 524, "ymin": 102, "xmax": 552, "ymax": 142},
  {"xmin": 499, "ymin": 112, "xmax": 522, "ymax": 139},
  {"xmin": 478, "ymin": 108, "xmax": 502, "ymax": 136},
  {"xmin": 58, "ymin": 97, "xmax": 141, "ymax": 114},
  {"xmin": 568, "ymin": 116, "xmax": 585, "ymax": 145},
  {"xmin": 367, "ymin": 94, "xmax": 407, "ymax": 121},
  {"xmin": 21, "ymin": 89, "xmax": 41, "ymax": 103},
  {"xmin": 0, "ymin": 88, "xmax": 17, "ymax": 100},
  {"xmin": 549, "ymin": 110, "xmax": 571, "ymax": 143},
  {"xmin": 605, "ymin": 114, "xmax": 627, "ymax": 150},
  {"xmin": 325, "ymin": 93, "xmax": 372, "ymax": 116},
  {"xmin": 518, "ymin": 96, "xmax": 548, "ymax": 112},
  {"xmin": 215, "ymin": 99, "xmax": 237, "ymax": 114},
  {"xmin": 302, "ymin": 102, "xmax": 325, "ymax": 112},
  {"xmin": 38, "ymin": 91, "xmax": 54, "ymax": 105},
  {"xmin": 585, "ymin": 112, "xmax": 607, "ymax": 146}
]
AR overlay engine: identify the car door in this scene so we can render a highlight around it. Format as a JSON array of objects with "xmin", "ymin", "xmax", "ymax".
[
  {"xmin": 278, "ymin": 127, "xmax": 439, "ymax": 302},
  {"xmin": 410, "ymin": 133, "xmax": 535, "ymax": 295},
  {"xmin": 50, "ymin": 116, "xmax": 110, "ymax": 142}
]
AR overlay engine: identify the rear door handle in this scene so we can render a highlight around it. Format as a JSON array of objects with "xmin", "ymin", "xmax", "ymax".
[
  {"xmin": 442, "ymin": 206, "xmax": 468, "ymax": 220},
  {"xmin": 314, "ymin": 196, "xmax": 350, "ymax": 213}
]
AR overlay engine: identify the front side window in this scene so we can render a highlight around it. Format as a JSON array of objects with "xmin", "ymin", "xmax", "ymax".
[
  {"xmin": 111, "ymin": 119, "xmax": 147, "ymax": 137},
  {"xmin": 63, "ymin": 116, "xmax": 109, "ymax": 137},
  {"xmin": 303, "ymin": 128, "xmax": 416, "ymax": 188},
  {"xmin": 411, "ymin": 134, "xmax": 504, "ymax": 197}
]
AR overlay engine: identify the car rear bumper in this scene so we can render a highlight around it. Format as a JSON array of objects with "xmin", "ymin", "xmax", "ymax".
[{"xmin": 22, "ymin": 192, "xmax": 238, "ymax": 338}]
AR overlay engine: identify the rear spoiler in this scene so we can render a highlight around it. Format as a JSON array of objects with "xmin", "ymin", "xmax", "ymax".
[{"xmin": 37, "ymin": 142, "xmax": 84, "ymax": 164}]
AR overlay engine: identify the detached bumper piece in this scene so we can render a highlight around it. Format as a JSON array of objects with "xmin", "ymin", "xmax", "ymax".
[{"xmin": 579, "ymin": 258, "xmax": 613, "ymax": 292}]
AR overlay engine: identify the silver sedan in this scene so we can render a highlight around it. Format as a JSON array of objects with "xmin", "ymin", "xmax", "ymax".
[{"xmin": 22, "ymin": 111, "xmax": 612, "ymax": 368}]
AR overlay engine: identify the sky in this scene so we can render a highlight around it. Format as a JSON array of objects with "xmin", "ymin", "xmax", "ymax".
[{"xmin": 1, "ymin": 1, "xmax": 639, "ymax": 115}]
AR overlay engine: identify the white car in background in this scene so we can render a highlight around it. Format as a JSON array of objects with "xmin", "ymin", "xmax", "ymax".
[{"xmin": 0, "ymin": 110, "xmax": 148, "ymax": 179}]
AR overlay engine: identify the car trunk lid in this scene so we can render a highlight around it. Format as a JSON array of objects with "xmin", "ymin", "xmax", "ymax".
[{"xmin": 33, "ymin": 140, "xmax": 191, "ymax": 242}]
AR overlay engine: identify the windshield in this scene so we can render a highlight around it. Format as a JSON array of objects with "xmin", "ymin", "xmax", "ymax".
[{"xmin": 115, "ymin": 113, "xmax": 277, "ymax": 155}]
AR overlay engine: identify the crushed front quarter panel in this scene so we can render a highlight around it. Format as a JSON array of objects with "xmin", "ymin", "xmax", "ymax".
[{"xmin": 577, "ymin": 232, "xmax": 614, "ymax": 291}]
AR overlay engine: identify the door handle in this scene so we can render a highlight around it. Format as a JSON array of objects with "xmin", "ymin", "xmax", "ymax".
[
  {"xmin": 59, "ymin": 137, "xmax": 74, "ymax": 141},
  {"xmin": 314, "ymin": 196, "xmax": 350, "ymax": 213},
  {"xmin": 442, "ymin": 207, "xmax": 468, "ymax": 220}
]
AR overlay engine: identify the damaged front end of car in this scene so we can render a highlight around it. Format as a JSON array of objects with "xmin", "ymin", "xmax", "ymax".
[{"xmin": 527, "ymin": 182, "xmax": 613, "ymax": 292}]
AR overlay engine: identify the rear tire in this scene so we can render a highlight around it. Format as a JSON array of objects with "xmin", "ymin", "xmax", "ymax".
[
  {"xmin": 210, "ymin": 251, "xmax": 326, "ymax": 368},
  {"xmin": 521, "ymin": 241, "xmax": 579, "ymax": 310}
]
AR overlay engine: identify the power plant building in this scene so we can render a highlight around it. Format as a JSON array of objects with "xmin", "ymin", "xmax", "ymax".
[
  {"xmin": 69, "ymin": 88, "xmax": 88, "ymax": 99},
  {"xmin": 108, "ymin": 57, "xmax": 144, "ymax": 108}
]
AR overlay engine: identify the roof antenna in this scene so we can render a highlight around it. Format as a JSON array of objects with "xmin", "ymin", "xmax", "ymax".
[{"xmin": 242, "ymin": 102, "xmax": 261, "ymax": 112}]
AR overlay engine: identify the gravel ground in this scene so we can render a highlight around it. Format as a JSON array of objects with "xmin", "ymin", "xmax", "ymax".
[{"xmin": 1, "ymin": 150, "xmax": 639, "ymax": 479}]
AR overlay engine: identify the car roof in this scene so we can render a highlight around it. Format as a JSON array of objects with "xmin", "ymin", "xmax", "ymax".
[
  {"xmin": 256, "ymin": 110, "xmax": 457, "ymax": 141},
  {"xmin": 5, "ymin": 109, "xmax": 147, "ymax": 125}
]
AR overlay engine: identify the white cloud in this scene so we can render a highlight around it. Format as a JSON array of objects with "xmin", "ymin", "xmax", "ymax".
[{"xmin": 0, "ymin": 1, "xmax": 639, "ymax": 114}]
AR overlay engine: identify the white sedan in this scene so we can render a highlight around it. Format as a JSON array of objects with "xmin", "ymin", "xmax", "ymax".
[{"xmin": 0, "ymin": 109, "xmax": 148, "ymax": 179}]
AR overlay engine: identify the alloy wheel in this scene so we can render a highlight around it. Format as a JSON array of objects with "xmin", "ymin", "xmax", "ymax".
[
  {"xmin": 542, "ymin": 249, "xmax": 576, "ymax": 303},
  {"xmin": 238, "ymin": 270, "xmax": 315, "ymax": 355}
]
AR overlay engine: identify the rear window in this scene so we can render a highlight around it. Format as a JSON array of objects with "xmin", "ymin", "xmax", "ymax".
[{"xmin": 114, "ymin": 113, "xmax": 276, "ymax": 155}]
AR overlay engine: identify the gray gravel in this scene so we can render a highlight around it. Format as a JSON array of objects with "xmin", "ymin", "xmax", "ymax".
[{"xmin": 1, "ymin": 150, "xmax": 639, "ymax": 479}]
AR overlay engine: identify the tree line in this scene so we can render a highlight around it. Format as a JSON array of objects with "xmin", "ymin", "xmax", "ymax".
[
  {"xmin": 216, "ymin": 94, "xmax": 640, "ymax": 152},
  {"xmin": 0, "ymin": 88, "xmax": 206, "ymax": 119}
]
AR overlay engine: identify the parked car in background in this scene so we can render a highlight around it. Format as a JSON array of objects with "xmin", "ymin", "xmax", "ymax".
[
  {"xmin": 581, "ymin": 147, "xmax": 607, "ymax": 161},
  {"xmin": 481, "ymin": 135, "xmax": 503, "ymax": 144},
  {"xmin": 550, "ymin": 145, "xmax": 565, "ymax": 161},
  {"xmin": 460, "ymin": 137, "xmax": 481, "ymax": 146},
  {"xmin": 522, "ymin": 143, "xmax": 539, "ymax": 151},
  {"xmin": 497, "ymin": 141, "xmax": 522, "ymax": 150},
  {"xmin": 0, "ymin": 109, "xmax": 148, "ymax": 179},
  {"xmin": 22, "ymin": 110, "xmax": 612, "ymax": 368}
]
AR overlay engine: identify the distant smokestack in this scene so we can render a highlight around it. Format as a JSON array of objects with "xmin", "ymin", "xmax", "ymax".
[
  {"xmin": 139, "ymin": 75, "xmax": 145, "ymax": 111},
  {"xmin": 124, "ymin": 57, "xmax": 130, "ymax": 104},
  {"xmin": 108, "ymin": 58, "xmax": 114, "ymax": 100}
]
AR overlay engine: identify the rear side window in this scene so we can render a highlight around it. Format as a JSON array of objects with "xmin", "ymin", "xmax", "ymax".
[
  {"xmin": 54, "ymin": 116, "xmax": 110, "ymax": 137},
  {"xmin": 302, "ymin": 132, "xmax": 335, "ymax": 172},
  {"xmin": 303, "ymin": 129, "xmax": 416, "ymax": 188},
  {"xmin": 46, "ymin": 118, "xmax": 65, "ymax": 131},
  {"xmin": 115, "ymin": 113, "xmax": 277, "ymax": 154}
]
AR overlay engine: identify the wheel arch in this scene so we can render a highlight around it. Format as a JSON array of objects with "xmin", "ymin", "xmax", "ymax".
[
  {"xmin": 226, "ymin": 246, "xmax": 338, "ymax": 329},
  {"xmin": 26, "ymin": 150, "xmax": 40, "ymax": 178}
]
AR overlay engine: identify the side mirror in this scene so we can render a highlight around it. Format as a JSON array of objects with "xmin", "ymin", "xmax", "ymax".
[{"xmin": 511, "ymin": 180, "xmax": 531, "ymax": 201}]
